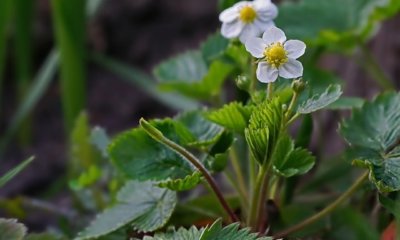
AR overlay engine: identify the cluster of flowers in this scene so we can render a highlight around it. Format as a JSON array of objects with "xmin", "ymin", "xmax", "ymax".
[{"xmin": 219, "ymin": 0, "xmax": 305, "ymax": 83}]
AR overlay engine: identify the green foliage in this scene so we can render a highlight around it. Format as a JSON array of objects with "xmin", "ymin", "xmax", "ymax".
[
  {"xmin": 207, "ymin": 102, "xmax": 254, "ymax": 133},
  {"xmin": 143, "ymin": 226, "xmax": 204, "ymax": 240},
  {"xmin": 51, "ymin": 0, "xmax": 86, "ymax": 131},
  {"xmin": 158, "ymin": 60, "xmax": 234, "ymax": 101},
  {"xmin": 176, "ymin": 111, "xmax": 224, "ymax": 147},
  {"xmin": 109, "ymin": 120, "xmax": 195, "ymax": 182},
  {"xmin": 340, "ymin": 92, "xmax": 400, "ymax": 192},
  {"xmin": 272, "ymin": 135, "xmax": 315, "ymax": 177},
  {"xmin": 327, "ymin": 97, "xmax": 365, "ymax": 110},
  {"xmin": 0, "ymin": 157, "xmax": 33, "ymax": 188},
  {"xmin": 25, "ymin": 233, "xmax": 66, "ymax": 240},
  {"xmin": 70, "ymin": 112, "xmax": 95, "ymax": 172},
  {"xmin": 0, "ymin": 218, "xmax": 26, "ymax": 240},
  {"xmin": 200, "ymin": 219, "xmax": 272, "ymax": 240},
  {"xmin": 158, "ymin": 171, "xmax": 202, "ymax": 192},
  {"xmin": 297, "ymin": 84, "xmax": 342, "ymax": 114},
  {"xmin": 76, "ymin": 181, "xmax": 177, "ymax": 239},
  {"xmin": 379, "ymin": 194, "xmax": 400, "ymax": 219},
  {"xmin": 90, "ymin": 126, "xmax": 110, "ymax": 158},
  {"xmin": 276, "ymin": 0, "xmax": 393, "ymax": 51},
  {"xmin": 92, "ymin": 54, "xmax": 199, "ymax": 111},
  {"xmin": 245, "ymin": 98, "xmax": 283, "ymax": 165},
  {"xmin": 201, "ymin": 32, "xmax": 230, "ymax": 64},
  {"xmin": 154, "ymin": 51, "xmax": 207, "ymax": 84},
  {"xmin": 0, "ymin": 50, "xmax": 59, "ymax": 154}
]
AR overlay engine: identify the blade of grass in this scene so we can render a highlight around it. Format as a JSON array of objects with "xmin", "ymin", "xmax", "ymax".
[
  {"xmin": 14, "ymin": 0, "xmax": 35, "ymax": 145},
  {"xmin": 0, "ymin": 50, "xmax": 59, "ymax": 154},
  {"xmin": 91, "ymin": 53, "xmax": 199, "ymax": 111},
  {"xmin": 0, "ymin": 0, "xmax": 13, "ymax": 115},
  {"xmin": 0, "ymin": 0, "xmax": 104, "ymax": 156},
  {"xmin": 0, "ymin": 156, "xmax": 34, "ymax": 188},
  {"xmin": 51, "ymin": 0, "xmax": 87, "ymax": 132}
]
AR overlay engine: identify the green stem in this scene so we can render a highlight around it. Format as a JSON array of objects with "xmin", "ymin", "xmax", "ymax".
[
  {"xmin": 285, "ymin": 91, "xmax": 298, "ymax": 120},
  {"xmin": 273, "ymin": 171, "xmax": 369, "ymax": 239},
  {"xmin": 140, "ymin": 118, "xmax": 239, "ymax": 223},
  {"xmin": 230, "ymin": 147, "xmax": 248, "ymax": 200},
  {"xmin": 250, "ymin": 58, "xmax": 257, "ymax": 93},
  {"xmin": 287, "ymin": 113, "xmax": 301, "ymax": 126},
  {"xmin": 359, "ymin": 44, "xmax": 395, "ymax": 90},
  {"xmin": 247, "ymin": 165, "xmax": 267, "ymax": 228},
  {"xmin": 267, "ymin": 83, "xmax": 273, "ymax": 99},
  {"xmin": 249, "ymin": 155, "xmax": 257, "ymax": 198}
]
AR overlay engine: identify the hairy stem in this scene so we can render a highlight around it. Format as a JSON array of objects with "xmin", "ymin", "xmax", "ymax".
[
  {"xmin": 140, "ymin": 118, "xmax": 239, "ymax": 223},
  {"xmin": 273, "ymin": 171, "xmax": 369, "ymax": 239},
  {"xmin": 247, "ymin": 165, "xmax": 268, "ymax": 228}
]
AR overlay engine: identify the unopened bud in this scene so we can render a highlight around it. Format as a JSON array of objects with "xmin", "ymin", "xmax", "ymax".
[
  {"xmin": 139, "ymin": 118, "xmax": 164, "ymax": 141},
  {"xmin": 291, "ymin": 78, "xmax": 306, "ymax": 93},
  {"xmin": 235, "ymin": 75, "xmax": 251, "ymax": 91}
]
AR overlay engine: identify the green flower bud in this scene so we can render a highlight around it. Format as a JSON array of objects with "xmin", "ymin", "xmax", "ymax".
[
  {"xmin": 291, "ymin": 78, "xmax": 306, "ymax": 93},
  {"xmin": 235, "ymin": 75, "xmax": 251, "ymax": 91}
]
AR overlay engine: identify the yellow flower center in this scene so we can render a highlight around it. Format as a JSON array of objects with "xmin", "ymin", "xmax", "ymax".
[
  {"xmin": 264, "ymin": 43, "xmax": 288, "ymax": 68},
  {"xmin": 239, "ymin": 6, "xmax": 257, "ymax": 23}
]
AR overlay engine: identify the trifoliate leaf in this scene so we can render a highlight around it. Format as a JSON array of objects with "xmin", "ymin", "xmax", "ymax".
[
  {"xmin": 272, "ymin": 135, "xmax": 315, "ymax": 177},
  {"xmin": 200, "ymin": 219, "xmax": 272, "ymax": 240},
  {"xmin": 340, "ymin": 92, "xmax": 400, "ymax": 192},
  {"xmin": 206, "ymin": 102, "xmax": 254, "ymax": 133},
  {"xmin": 0, "ymin": 218, "xmax": 27, "ymax": 240},
  {"xmin": 109, "ymin": 120, "xmax": 195, "ymax": 182},
  {"xmin": 245, "ymin": 99, "xmax": 283, "ymax": 165},
  {"xmin": 297, "ymin": 84, "xmax": 342, "ymax": 114},
  {"xmin": 76, "ymin": 181, "xmax": 177, "ymax": 240},
  {"xmin": 153, "ymin": 51, "xmax": 207, "ymax": 84},
  {"xmin": 158, "ymin": 171, "xmax": 202, "ymax": 191},
  {"xmin": 143, "ymin": 226, "xmax": 204, "ymax": 240},
  {"xmin": 176, "ymin": 111, "xmax": 224, "ymax": 147},
  {"xmin": 201, "ymin": 32, "xmax": 229, "ymax": 64}
]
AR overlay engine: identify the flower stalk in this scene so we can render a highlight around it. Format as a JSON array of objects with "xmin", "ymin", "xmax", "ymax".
[{"xmin": 140, "ymin": 118, "xmax": 240, "ymax": 223}]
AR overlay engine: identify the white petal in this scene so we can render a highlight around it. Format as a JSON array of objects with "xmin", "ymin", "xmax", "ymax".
[
  {"xmin": 257, "ymin": 3, "xmax": 278, "ymax": 21},
  {"xmin": 262, "ymin": 26, "xmax": 286, "ymax": 45},
  {"xmin": 245, "ymin": 37, "xmax": 266, "ymax": 58},
  {"xmin": 219, "ymin": 6, "xmax": 239, "ymax": 22},
  {"xmin": 238, "ymin": 24, "xmax": 258, "ymax": 43},
  {"xmin": 284, "ymin": 40, "xmax": 306, "ymax": 59},
  {"xmin": 256, "ymin": 62, "xmax": 278, "ymax": 83},
  {"xmin": 221, "ymin": 20, "xmax": 244, "ymax": 39},
  {"xmin": 253, "ymin": 0, "xmax": 272, "ymax": 9},
  {"xmin": 279, "ymin": 59, "xmax": 303, "ymax": 79},
  {"xmin": 253, "ymin": 18, "xmax": 274, "ymax": 34}
]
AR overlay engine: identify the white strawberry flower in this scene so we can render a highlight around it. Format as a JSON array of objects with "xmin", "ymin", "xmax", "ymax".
[
  {"xmin": 219, "ymin": 0, "xmax": 278, "ymax": 43},
  {"xmin": 245, "ymin": 26, "xmax": 306, "ymax": 83}
]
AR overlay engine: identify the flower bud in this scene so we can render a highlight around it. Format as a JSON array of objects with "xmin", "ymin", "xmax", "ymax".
[
  {"xmin": 235, "ymin": 75, "xmax": 251, "ymax": 91},
  {"xmin": 291, "ymin": 78, "xmax": 306, "ymax": 93},
  {"xmin": 139, "ymin": 118, "xmax": 164, "ymax": 141}
]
